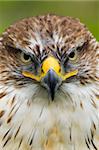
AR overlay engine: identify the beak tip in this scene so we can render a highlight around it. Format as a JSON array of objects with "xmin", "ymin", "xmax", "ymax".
[
  {"xmin": 50, "ymin": 92, "xmax": 55, "ymax": 101},
  {"xmin": 41, "ymin": 69, "xmax": 61, "ymax": 101}
]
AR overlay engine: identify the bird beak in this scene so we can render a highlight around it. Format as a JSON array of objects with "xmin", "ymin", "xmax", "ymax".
[
  {"xmin": 41, "ymin": 69, "xmax": 61, "ymax": 100},
  {"xmin": 22, "ymin": 56, "xmax": 78, "ymax": 100}
]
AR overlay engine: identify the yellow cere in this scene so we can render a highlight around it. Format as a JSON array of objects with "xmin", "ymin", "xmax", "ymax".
[
  {"xmin": 42, "ymin": 56, "xmax": 61, "ymax": 75},
  {"xmin": 22, "ymin": 56, "xmax": 78, "ymax": 81}
]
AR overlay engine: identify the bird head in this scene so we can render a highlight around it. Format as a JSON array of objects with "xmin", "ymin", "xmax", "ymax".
[{"xmin": 0, "ymin": 14, "xmax": 98, "ymax": 102}]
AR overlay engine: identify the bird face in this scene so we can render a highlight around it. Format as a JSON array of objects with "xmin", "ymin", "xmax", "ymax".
[
  {"xmin": 22, "ymin": 54, "xmax": 78, "ymax": 100},
  {"xmin": 0, "ymin": 15, "xmax": 99, "ymax": 150},
  {"xmin": 0, "ymin": 15, "xmax": 98, "ymax": 102}
]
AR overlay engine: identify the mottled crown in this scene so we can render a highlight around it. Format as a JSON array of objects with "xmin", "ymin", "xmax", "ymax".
[{"xmin": 1, "ymin": 14, "xmax": 94, "ymax": 55}]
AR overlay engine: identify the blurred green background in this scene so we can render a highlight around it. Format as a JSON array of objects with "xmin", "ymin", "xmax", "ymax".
[{"xmin": 0, "ymin": 1, "xmax": 99, "ymax": 41}]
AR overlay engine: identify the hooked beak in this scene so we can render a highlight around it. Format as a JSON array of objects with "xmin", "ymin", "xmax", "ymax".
[
  {"xmin": 41, "ymin": 69, "xmax": 61, "ymax": 100},
  {"xmin": 22, "ymin": 56, "xmax": 78, "ymax": 101}
]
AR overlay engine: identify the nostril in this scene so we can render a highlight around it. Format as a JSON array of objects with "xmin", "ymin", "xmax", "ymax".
[
  {"xmin": 59, "ymin": 68, "xmax": 61, "ymax": 73},
  {"xmin": 41, "ymin": 68, "xmax": 44, "ymax": 74}
]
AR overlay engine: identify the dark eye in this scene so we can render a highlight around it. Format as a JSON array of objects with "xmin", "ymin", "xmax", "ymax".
[
  {"xmin": 20, "ymin": 52, "xmax": 32, "ymax": 63},
  {"xmin": 68, "ymin": 50, "xmax": 77, "ymax": 61}
]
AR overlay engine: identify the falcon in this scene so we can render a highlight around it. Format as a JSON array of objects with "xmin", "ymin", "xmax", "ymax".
[{"xmin": 0, "ymin": 14, "xmax": 99, "ymax": 150}]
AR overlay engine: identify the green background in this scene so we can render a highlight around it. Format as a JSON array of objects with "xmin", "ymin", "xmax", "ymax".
[{"xmin": 0, "ymin": 1, "xmax": 99, "ymax": 41}]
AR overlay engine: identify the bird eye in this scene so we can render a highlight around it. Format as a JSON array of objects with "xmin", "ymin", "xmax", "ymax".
[
  {"xmin": 20, "ymin": 52, "xmax": 32, "ymax": 63},
  {"xmin": 68, "ymin": 50, "xmax": 77, "ymax": 61}
]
